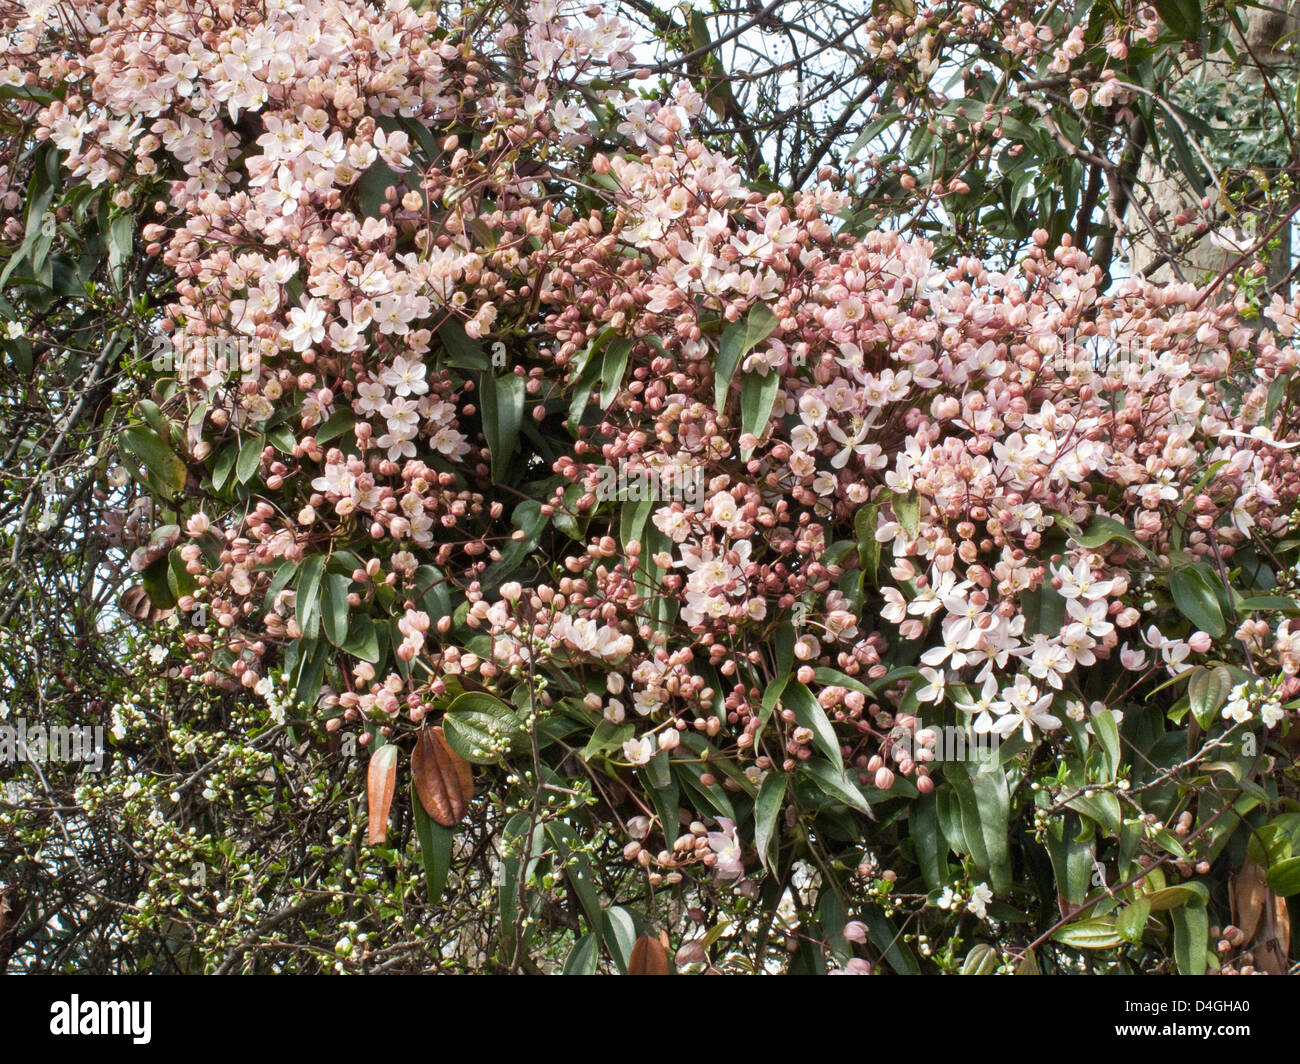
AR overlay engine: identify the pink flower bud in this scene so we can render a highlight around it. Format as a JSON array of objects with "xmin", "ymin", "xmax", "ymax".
[{"xmin": 842, "ymin": 920, "xmax": 868, "ymax": 943}]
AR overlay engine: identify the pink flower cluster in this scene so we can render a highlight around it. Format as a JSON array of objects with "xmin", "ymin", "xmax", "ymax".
[{"xmin": 7, "ymin": 0, "xmax": 1300, "ymax": 884}]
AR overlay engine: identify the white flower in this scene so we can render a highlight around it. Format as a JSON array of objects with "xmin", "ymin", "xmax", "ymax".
[
  {"xmin": 915, "ymin": 667, "xmax": 947, "ymax": 704},
  {"xmin": 1222, "ymin": 695, "xmax": 1253, "ymax": 724},
  {"xmin": 380, "ymin": 355, "xmax": 428, "ymax": 397},
  {"xmin": 622, "ymin": 736, "xmax": 654, "ymax": 765},
  {"xmin": 706, "ymin": 818, "xmax": 744, "ymax": 881},
  {"xmin": 955, "ymin": 675, "xmax": 1000, "ymax": 735}
]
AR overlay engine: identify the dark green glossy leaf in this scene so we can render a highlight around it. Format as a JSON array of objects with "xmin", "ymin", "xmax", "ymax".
[
  {"xmin": 412, "ymin": 788, "xmax": 453, "ymax": 901},
  {"xmin": 442, "ymin": 691, "xmax": 527, "ymax": 764},
  {"xmin": 480, "ymin": 370, "xmax": 524, "ymax": 483},
  {"xmin": 1170, "ymin": 566, "xmax": 1226, "ymax": 637},
  {"xmin": 714, "ymin": 303, "xmax": 777, "ymax": 411},
  {"xmin": 119, "ymin": 425, "xmax": 187, "ymax": 493},
  {"xmin": 753, "ymin": 770, "xmax": 786, "ymax": 872},
  {"xmin": 1053, "ymin": 917, "xmax": 1123, "ymax": 950}
]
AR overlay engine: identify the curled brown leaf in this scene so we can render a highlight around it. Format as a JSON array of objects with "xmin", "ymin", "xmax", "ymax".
[
  {"xmin": 628, "ymin": 933, "xmax": 671, "ymax": 975},
  {"xmin": 411, "ymin": 726, "xmax": 473, "ymax": 828},
  {"xmin": 366, "ymin": 744, "xmax": 399, "ymax": 845}
]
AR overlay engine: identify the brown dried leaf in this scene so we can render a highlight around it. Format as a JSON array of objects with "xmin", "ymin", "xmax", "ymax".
[
  {"xmin": 1256, "ymin": 890, "xmax": 1291, "ymax": 975},
  {"xmin": 411, "ymin": 726, "xmax": 473, "ymax": 828},
  {"xmin": 628, "ymin": 933, "xmax": 671, "ymax": 975},
  {"xmin": 118, "ymin": 584, "xmax": 171, "ymax": 624},
  {"xmin": 366, "ymin": 744, "xmax": 399, "ymax": 846},
  {"xmin": 1232, "ymin": 861, "xmax": 1269, "ymax": 944}
]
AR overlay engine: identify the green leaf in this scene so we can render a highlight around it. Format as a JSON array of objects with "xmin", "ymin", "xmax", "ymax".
[
  {"xmin": 321, "ymin": 572, "xmax": 350, "ymax": 647},
  {"xmin": 1052, "ymin": 916, "xmax": 1123, "ymax": 950},
  {"xmin": 437, "ymin": 319, "xmax": 489, "ymax": 371},
  {"xmin": 893, "ymin": 491, "xmax": 920, "ymax": 540},
  {"xmin": 563, "ymin": 934, "xmax": 599, "ymax": 975},
  {"xmin": 1247, "ymin": 822, "xmax": 1292, "ymax": 868},
  {"xmin": 1066, "ymin": 791, "xmax": 1122, "ymax": 835},
  {"xmin": 497, "ymin": 853, "xmax": 523, "ymax": 959},
  {"xmin": 582, "ymin": 719, "xmax": 633, "ymax": 761},
  {"xmin": 480, "ymin": 371, "xmax": 524, "ymax": 483},
  {"xmin": 753, "ymin": 770, "xmax": 786, "ymax": 872},
  {"xmin": 854, "ymin": 504, "xmax": 881, "ymax": 585},
  {"xmin": 602, "ymin": 906, "xmax": 636, "ymax": 974},
  {"xmin": 414, "ymin": 564, "xmax": 453, "ymax": 624},
  {"xmin": 295, "ymin": 554, "xmax": 326, "ymax": 642},
  {"xmin": 676, "ymin": 759, "xmax": 735, "ymax": 821},
  {"xmin": 862, "ymin": 908, "xmax": 919, "ymax": 974},
  {"xmin": 774, "ymin": 622, "xmax": 795, "ymax": 686},
  {"xmin": 1069, "ymin": 514, "xmax": 1143, "ymax": 552},
  {"xmin": 637, "ymin": 758, "xmax": 681, "ymax": 843},
  {"xmin": 1171, "ymin": 903, "xmax": 1209, "ymax": 975},
  {"xmin": 0, "ymin": 146, "xmax": 56, "ymax": 291},
  {"xmin": 597, "ymin": 337, "xmax": 632, "ymax": 411},
  {"xmin": 136, "ymin": 399, "xmax": 169, "ymax": 440},
  {"xmin": 1143, "ymin": 882, "xmax": 1209, "ymax": 911},
  {"xmin": 262, "ymin": 558, "xmax": 298, "ymax": 611},
  {"xmin": 1170, "ymin": 566, "xmax": 1226, "ymax": 637},
  {"xmin": 845, "ymin": 110, "xmax": 905, "ymax": 159},
  {"xmin": 106, "ymin": 213, "xmax": 133, "ymax": 289},
  {"xmin": 1265, "ymin": 856, "xmax": 1300, "ymax": 896},
  {"xmin": 1188, "ymin": 665, "xmax": 1233, "ymax": 729},
  {"xmin": 480, "ymin": 499, "xmax": 547, "ymax": 588},
  {"xmin": 119, "ymin": 425, "xmax": 187, "ymax": 493},
  {"xmin": 141, "ymin": 555, "xmax": 177, "ymax": 610},
  {"xmin": 442, "ymin": 691, "xmax": 527, "ymax": 764},
  {"xmin": 783, "ymin": 683, "xmax": 843, "ymax": 772},
  {"xmin": 1237, "ymin": 595, "xmax": 1300, "ymax": 613},
  {"xmin": 357, "ymin": 161, "xmax": 401, "ymax": 219},
  {"xmin": 912, "ymin": 792, "xmax": 947, "ymax": 892},
  {"xmin": 1021, "ymin": 579, "xmax": 1067, "ymax": 639},
  {"xmin": 1047, "ymin": 815, "xmax": 1096, "ymax": 906},
  {"xmin": 1116, "ymin": 898, "xmax": 1151, "ymax": 944},
  {"xmin": 546, "ymin": 822, "xmax": 604, "ymax": 937},
  {"xmin": 342, "ymin": 614, "xmax": 381, "ymax": 663},
  {"xmin": 293, "ymin": 639, "xmax": 326, "ymax": 709},
  {"xmin": 739, "ymin": 366, "xmax": 782, "ymax": 459},
  {"xmin": 412, "ymin": 789, "xmax": 453, "ymax": 901},
  {"xmin": 619, "ymin": 494, "xmax": 654, "ymax": 553},
  {"xmin": 714, "ymin": 303, "xmax": 778, "ymax": 411},
  {"xmin": 801, "ymin": 758, "xmax": 874, "ymax": 818},
  {"xmin": 168, "ymin": 548, "xmax": 196, "ymax": 600},
  {"xmin": 212, "ymin": 443, "xmax": 238, "ymax": 492},
  {"xmin": 1153, "ymin": 0, "xmax": 1202, "ymax": 41},
  {"xmin": 1092, "ymin": 708, "xmax": 1121, "ymax": 783},
  {"xmin": 314, "ymin": 407, "xmax": 356, "ymax": 444},
  {"xmin": 236, "ymin": 435, "xmax": 262, "ymax": 485},
  {"xmin": 950, "ymin": 761, "xmax": 1012, "ymax": 894},
  {"xmin": 960, "ymin": 943, "xmax": 999, "ymax": 975}
]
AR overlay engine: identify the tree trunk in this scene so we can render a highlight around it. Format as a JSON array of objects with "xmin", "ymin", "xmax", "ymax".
[{"xmin": 1128, "ymin": 1, "xmax": 1300, "ymax": 293}]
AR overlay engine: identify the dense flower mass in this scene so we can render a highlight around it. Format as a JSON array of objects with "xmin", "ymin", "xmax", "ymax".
[{"xmin": 6, "ymin": 0, "xmax": 1300, "ymax": 974}]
